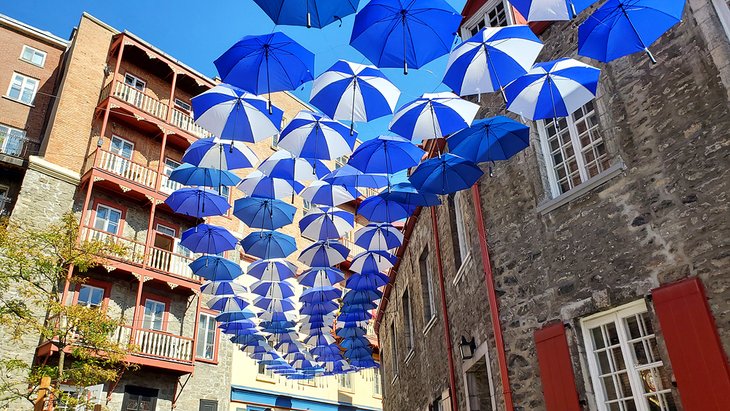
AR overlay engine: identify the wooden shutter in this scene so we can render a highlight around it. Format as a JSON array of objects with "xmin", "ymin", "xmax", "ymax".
[
  {"xmin": 652, "ymin": 277, "xmax": 730, "ymax": 410},
  {"xmin": 534, "ymin": 322, "xmax": 581, "ymax": 411}
]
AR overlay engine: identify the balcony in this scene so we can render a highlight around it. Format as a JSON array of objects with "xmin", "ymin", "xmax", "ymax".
[
  {"xmin": 114, "ymin": 326, "xmax": 194, "ymax": 365},
  {"xmin": 0, "ymin": 133, "xmax": 40, "ymax": 166},
  {"xmin": 95, "ymin": 148, "xmax": 158, "ymax": 191},
  {"xmin": 171, "ymin": 107, "xmax": 212, "ymax": 139},
  {"xmin": 341, "ymin": 236, "xmax": 366, "ymax": 256}
]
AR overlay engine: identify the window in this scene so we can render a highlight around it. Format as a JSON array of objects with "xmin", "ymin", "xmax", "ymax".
[
  {"xmin": 467, "ymin": 0, "xmax": 511, "ymax": 36},
  {"xmin": 199, "ymin": 399, "xmax": 218, "ymax": 411},
  {"xmin": 174, "ymin": 98, "xmax": 192, "ymax": 113},
  {"xmin": 373, "ymin": 368, "xmax": 382, "ymax": 396},
  {"xmin": 538, "ymin": 101, "xmax": 610, "ymax": 196},
  {"xmin": 257, "ymin": 362, "xmax": 276, "ymax": 380},
  {"xmin": 20, "ymin": 45, "xmax": 47, "ymax": 67},
  {"xmin": 302, "ymin": 199, "xmax": 312, "ymax": 212},
  {"xmin": 402, "ymin": 288, "xmax": 414, "ymax": 355},
  {"xmin": 465, "ymin": 359, "xmax": 493, "ymax": 411},
  {"xmin": 142, "ymin": 299, "xmax": 166, "ymax": 331},
  {"xmin": 110, "ymin": 135, "xmax": 134, "ymax": 159},
  {"xmin": 390, "ymin": 321, "xmax": 398, "ymax": 380},
  {"xmin": 272, "ymin": 117, "xmax": 289, "ymax": 149},
  {"xmin": 335, "ymin": 155, "xmax": 348, "ymax": 169},
  {"xmin": 196, "ymin": 313, "xmax": 217, "ymax": 360},
  {"xmin": 0, "ymin": 124, "xmax": 27, "ymax": 157},
  {"xmin": 448, "ymin": 194, "xmax": 469, "ymax": 272},
  {"xmin": 124, "ymin": 73, "xmax": 146, "ymax": 91},
  {"xmin": 429, "ymin": 396, "xmax": 444, "ymax": 411},
  {"xmin": 57, "ymin": 384, "xmax": 104, "ymax": 411},
  {"xmin": 419, "ymin": 247, "xmax": 436, "ymax": 326},
  {"xmin": 6, "ymin": 72, "xmax": 39, "ymax": 105},
  {"xmin": 77, "ymin": 284, "xmax": 105, "ymax": 309},
  {"xmin": 0, "ymin": 185, "xmax": 10, "ymax": 216},
  {"xmin": 93, "ymin": 204, "xmax": 122, "ymax": 235},
  {"xmin": 338, "ymin": 373, "xmax": 353, "ymax": 390},
  {"xmin": 121, "ymin": 386, "xmax": 157, "ymax": 411},
  {"xmin": 582, "ymin": 301, "xmax": 678, "ymax": 411}
]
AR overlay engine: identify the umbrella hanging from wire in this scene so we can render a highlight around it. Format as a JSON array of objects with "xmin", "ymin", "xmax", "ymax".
[
  {"xmin": 258, "ymin": 150, "xmax": 330, "ymax": 182},
  {"xmin": 241, "ymin": 230, "xmax": 298, "ymax": 259},
  {"xmin": 354, "ymin": 223, "xmax": 404, "ymax": 251},
  {"xmin": 300, "ymin": 180, "xmax": 360, "ymax": 207},
  {"xmin": 298, "ymin": 241, "xmax": 350, "ymax": 267},
  {"xmin": 237, "ymin": 170, "xmax": 305, "ymax": 200},
  {"xmin": 183, "ymin": 137, "xmax": 260, "ymax": 170},
  {"xmin": 233, "ymin": 197, "xmax": 297, "ymax": 230},
  {"xmin": 409, "ymin": 153, "xmax": 484, "ymax": 195},
  {"xmin": 379, "ymin": 182, "xmax": 442, "ymax": 207},
  {"xmin": 299, "ymin": 207, "xmax": 354, "ymax": 240},
  {"xmin": 169, "ymin": 163, "xmax": 241, "ymax": 187},
  {"xmin": 298, "ymin": 267, "xmax": 346, "ymax": 287},
  {"xmin": 349, "ymin": 251, "xmax": 397, "ymax": 274},
  {"xmin": 252, "ymin": 0, "xmax": 360, "ymax": 28},
  {"xmin": 189, "ymin": 256, "xmax": 243, "ymax": 281},
  {"xmin": 247, "ymin": 259, "xmax": 297, "ymax": 282},
  {"xmin": 181, "ymin": 224, "xmax": 238, "ymax": 254},
  {"xmin": 165, "ymin": 187, "xmax": 230, "ymax": 219},
  {"xmin": 348, "ymin": 135, "xmax": 425, "ymax": 176},
  {"xmin": 447, "ymin": 116, "xmax": 530, "ymax": 164},
  {"xmin": 321, "ymin": 165, "xmax": 388, "ymax": 190},
  {"xmin": 277, "ymin": 110, "xmax": 356, "ymax": 160},
  {"xmin": 389, "ymin": 92, "xmax": 480, "ymax": 143},
  {"xmin": 511, "ymin": 0, "xmax": 596, "ymax": 21},
  {"xmin": 357, "ymin": 195, "xmax": 416, "ymax": 223}
]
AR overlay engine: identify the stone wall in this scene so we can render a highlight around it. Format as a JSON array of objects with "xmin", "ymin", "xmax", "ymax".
[{"xmin": 380, "ymin": 1, "xmax": 730, "ymax": 411}]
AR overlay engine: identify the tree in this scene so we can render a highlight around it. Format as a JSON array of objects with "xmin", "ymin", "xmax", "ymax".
[{"xmin": 0, "ymin": 213, "xmax": 137, "ymax": 409}]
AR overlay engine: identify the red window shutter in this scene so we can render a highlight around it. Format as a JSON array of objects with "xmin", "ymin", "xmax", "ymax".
[
  {"xmin": 534, "ymin": 322, "xmax": 581, "ymax": 411},
  {"xmin": 652, "ymin": 277, "xmax": 730, "ymax": 410}
]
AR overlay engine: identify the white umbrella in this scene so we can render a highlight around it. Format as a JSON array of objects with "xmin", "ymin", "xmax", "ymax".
[
  {"xmin": 277, "ymin": 110, "xmax": 356, "ymax": 160},
  {"xmin": 300, "ymin": 180, "xmax": 359, "ymax": 207},
  {"xmin": 389, "ymin": 92, "xmax": 480, "ymax": 142}
]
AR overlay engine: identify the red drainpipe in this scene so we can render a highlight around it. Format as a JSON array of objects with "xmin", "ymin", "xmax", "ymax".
[
  {"xmin": 471, "ymin": 184, "xmax": 514, "ymax": 410},
  {"xmin": 431, "ymin": 207, "xmax": 459, "ymax": 411}
]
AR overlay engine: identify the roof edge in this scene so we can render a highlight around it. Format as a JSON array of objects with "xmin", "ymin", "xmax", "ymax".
[{"xmin": 0, "ymin": 12, "xmax": 68, "ymax": 47}]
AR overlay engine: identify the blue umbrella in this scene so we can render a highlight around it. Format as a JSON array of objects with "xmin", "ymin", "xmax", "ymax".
[
  {"xmin": 184, "ymin": 137, "xmax": 260, "ymax": 170},
  {"xmin": 354, "ymin": 223, "xmax": 404, "ymax": 251},
  {"xmin": 189, "ymin": 256, "xmax": 243, "ymax": 281},
  {"xmin": 342, "ymin": 289, "xmax": 383, "ymax": 305},
  {"xmin": 346, "ymin": 272, "xmax": 391, "ymax": 290},
  {"xmin": 299, "ymin": 207, "xmax": 354, "ymax": 240},
  {"xmin": 208, "ymin": 295, "xmax": 249, "ymax": 312},
  {"xmin": 181, "ymin": 224, "xmax": 238, "ymax": 254},
  {"xmin": 409, "ymin": 154, "xmax": 484, "ymax": 195},
  {"xmin": 350, "ymin": 358, "xmax": 378, "ymax": 368},
  {"xmin": 258, "ymin": 150, "xmax": 330, "ymax": 182},
  {"xmin": 238, "ymin": 170, "xmax": 305, "ymax": 200},
  {"xmin": 300, "ymin": 286, "xmax": 342, "ymax": 303},
  {"xmin": 298, "ymin": 242, "xmax": 350, "ymax": 267},
  {"xmin": 220, "ymin": 320, "xmax": 257, "ymax": 332},
  {"xmin": 380, "ymin": 182, "xmax": 442, "ymax": 207},
  {"xmin": 252, "ymin": 0, "xmax": 360, "ymax": 28},
  {"xmin": 348, "ymin": 135, "xmax": 425, "ymax": 175},
  {"xmin": 349, "ymin": 251, "xmax": 397, "ymax": 274},
  {"xmin": 340, "ymin": 336, "xmax": 371, "ymax": 349},
  {"xmin": 165, "ymin": 188, "xmax": 230, "ymax": 218},
  {"xmin": 298, "ymin": 267, "xmax": 346, "ymax": 287},
  {"xmin": 310, "ymin": 60, "xmax": 401, "ymax": 134},
  {"xmin": 448, "ymin": 116, "xmax": 530, "ymax": 164},
  {"xmin": 350, "ymin": 0, "xmax": 462, "ymax": 74},
  {"xmin": 216, "ymin": 308, "xmax": 257, "ymax": 322},
  {"xmin": 511, "ymin": 0, "xmax": 596, "ymax": 21},
  {"xmin": 260, "ymin": 320, "xmax": 297, "ymax": 334},
  {"xmin": 304, "ymin": 333, "xmax": 335, "ymax": 347},
  {"xmin": 341, "ymin": 301, "xmax": 378, "ymax": 313},
  {"xmin": 322, "ymin": 165, "xmax": 388, "ymax": 189},
  {"xmin": 578, "ymin": 0, "xmax": 685, "ymax": 64},
  {"xmin": 336, "ymin": 326, "xmax": 367, "ymax": 338},
  {"xmin": 504, "ymin": 58, "xmax": 600, "ymax": 121},
  {"xmin": 357, "ymin": 195, "xmax": 416, "ymax": 223},
  {"xmin": 247, "ymin": 259, "xmax": 297, "ymax": 281},
  {"xmin": 277, "ymin": 111, "xmax": 356, "ymax": 160},
  {"xmin": 257, "ymin": 305, "xmax": 298, "ymax": 319},
  {"xmin": 310, "ymin": 344, "xmax": 342, "ymax": 359},
  {"xmin": 241, "ymin": 231, "xmax": 297, "ymax": 259},
  {"xmin": 251, "ymin": 280, "xmax": 297, "ymax": 299},
  {"xmin": 169, "ymin": 163, "xmax": 241, "ymax": 187},
  {"xmin": 233, "ymin": 197, "xmax": 297, "ymax": 230},
  {"xmin": 301, "ymin": 301, "xmax": 339, "ymax": 316},
  {"xmin": 215, "ymin": 32, "xmax": 315, "ymax": 110},
  {"xmin": 202, "ymin": 280, "xmax": 248, "ymax": 296},
  {"xmin": 192, "ymin": 85, "xmax": 284, "ymax": 143},
  {"xmin": 230, "ymin": 333, "xmax": 266, "ymax": 345},
  {"xmin": 389, "ymin": 92, "xmax": 480, "ymax": 142},
  {"xmin": 339, "ymin": 311, "xmax": 373, "ymax": 322}
]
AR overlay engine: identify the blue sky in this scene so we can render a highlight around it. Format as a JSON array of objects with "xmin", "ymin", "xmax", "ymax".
[{"xmin": 1, "ymin": 0, "xmax": 467, "ymax": 140}]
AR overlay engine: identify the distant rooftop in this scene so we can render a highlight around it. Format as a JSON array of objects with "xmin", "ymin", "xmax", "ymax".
[{"xmin": 0, "ymin": 12, "xmax": 68, "ymax": 47}]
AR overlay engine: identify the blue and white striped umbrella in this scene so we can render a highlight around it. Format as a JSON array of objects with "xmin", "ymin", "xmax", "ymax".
[
  {"xmin": 299, "ymin": 207, "xmax": 354, "ymax": 240},
  {"xmin": 183, "ymin": 137, "xmax": 260, "ymax": 170},
  {"xmin": 300, "ymin": 180, "xmax": 360, "ymax": 207},
  {"xmin": 298, "ymin": 267, "xmax": 346, "ymax": 287},
  {"xmin": 238, "ymin": 170, "xmax": 305, "ymax": 200},
  {"xmin": 511, "ymin": 0, "xmax": 595, "ymax": 21},
  {"xmin": 277, "ymin": 111, "xmax": 356, "ymax": 160},
  {"xmin": 389, "ymin": 92, "xmax": 480, "ymax": 142},
  {"xmin": 207, "ymin": 295, "xmax": 249, "ymax": 312},
  {"xmin": 251, "ymin": 279, "xmax": 297, "ymax": 299},
  {"xmin": 192, "ymin": 84, "xmax": 283, "ymax": 143},
  {"xmin": 310, "ymin": 60, "xmax": 400, "ymax": 133},
  {"xmin": 258, "ymin": 150, "xmax": 330, "ymax": 182},
  {"xmin": 443, "ymin": 26, "xmax": 543, "ymax": 98},
  {"xmin": 354, "ymin": 223, "xmax": 404, "ymax": 251},
  {"xmin": 504, "ymin": 58, "xmax": 600, "ymax": 121},
  {"xmin": 300, "ymin": 286, "xmax": 342, "ymax": 303},
  {"xmin": 201, "ymin": 280, "xmax": 248, "ymax": 296},
  {"xmin": 298, "ymin": 242, "xmax": 350, "ymax": 267},
  {"xmin": 349, "ymin": 251, "xmax": 397, "ymax": 274},
  {"xmin": 322, "ymin": 165, "xmax": 388, "ymax": 190},
  {"xmin": 247, "ymin": 259, "xmax": 297, "ymax": 282}
]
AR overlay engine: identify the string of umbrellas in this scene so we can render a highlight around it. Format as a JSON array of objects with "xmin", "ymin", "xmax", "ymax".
[{"xmin": 161, "ymin": 0, "xmax": 686, "ymax": 379}]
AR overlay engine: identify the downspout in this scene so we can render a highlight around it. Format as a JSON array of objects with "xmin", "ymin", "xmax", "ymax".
[
  {"xmin": 431, "ymin": 207, "xmax": 459, "ymax": 411},
  {"xmin": 471, "ymin": 184, "xmax": 514, "ymax": 410}
]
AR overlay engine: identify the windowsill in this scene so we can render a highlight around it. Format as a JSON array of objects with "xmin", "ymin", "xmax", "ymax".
[
  {"xmin": 391, "ymin": 374, "xmax": 399, "ymax": 385},
  {"xmin": 2, "ymin": 95, "xmax": 35, "ymax": 107},
  {"xmin": 537, "ymin": 159, "xmax": 626, "ymax": 215},
  {"xmin": 404, "ymin": 349, "xmax": 415, "ymax": 364},
  {"xmin": 453, "ymin": 253, "xmax": 472, "ymax": 285},
  {"xmin": 423, "ymin": 316, "xmax": 438, "ymax": 335},
  {"xmin": 338, "ymin": 387, "xmax": 355, "ymax": 394},
  {"xmin": 195, "ymin": 357, "xmax": 218, "ymax": 365},
  {"xmin": 20, "ymin": 58, "xmax": 45, "ymax": 69},
  {"xmin": 373, "ymin": 394, "xmax": 383, "ymax": 400}
]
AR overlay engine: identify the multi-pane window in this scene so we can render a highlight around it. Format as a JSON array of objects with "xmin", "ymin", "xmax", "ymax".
[
  {"xmin": 124, "ymin": 73, "xmax": 146, "ymax": 91},
  {"xmin": 467, "ymin": 0, "xmax": 510, "ymax": 36},
  {"xmin": 77, "ymin": 284, "xmax": 105, "ymax": 308},
  {"xmin": 174, "ymin": 98, "xmax": 192, "ymax": 113},
  {"xmin": 196, "ymin": 313, "xmax": 217, "ymax": 360},
  {"xmin": 582, "ymin": 301, "xmax": 678, "ymax": 411},
  {"xmin": 338, "ymin": 373, "xmax": 353, "ymax": 390},
  {"xmin": 0, "ymin": 185, "xmax": 10, "ymax": 216},
  {"xmin": 109, "ymin": 135, "xmax": 134, "ymax": 175},
  {"xmin": 122, "ymin": 386, "xmax": 157, "ymax": 411},
  {"xmin": 94, "ymin": 204, "xmax": 122, "ymax": 235},
  {"xmin": 538, "ymin": 101, "xmax": 610, "ymax": 196},
  {"xmin": 0, "ymin": 124, "xmax": 26, "ymax": 157},
  {"xmin": 335, "ymin": 155, "xmax": 349, "ymax": 169},
  {"xmin": 257, "ymin": 362, "xmax": 276, "ymax": 379},
  {"xmin": 142, "ymin": 299, "xmax": 166, "ymax": 331},
  {"xmin": 448, "ymin": 193, "xmax": 470, "ymax": 273},
  {"xmin": 373, "ymin": 368, "xmax": 382, "ymax": 396},
  {"xmin": 419, "ymin": 247, "xmax": 436, "ymax": 324},
  {"xmin": 20, "ymin": 45, "xmax": 47, "ymax": 67},
  {"xmin": 402, "ymin": 288, "xmax": 414, "ymax": 354},
  {"xmin": 6, "ymin": 72, "xmax": 39, "ymax": 105},
  {"xmin": 390, "ymin": 321, "xmax": 398, "ymax": 379}
]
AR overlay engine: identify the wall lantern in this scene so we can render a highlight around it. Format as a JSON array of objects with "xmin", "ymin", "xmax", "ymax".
[{"xmin": 459, "ymin": 336, "xmax": 476, "ymax": 360}]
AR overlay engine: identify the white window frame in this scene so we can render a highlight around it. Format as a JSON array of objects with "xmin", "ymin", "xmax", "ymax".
[
  {"xmin": 123, "ymin": 72, "xmax": 146, "ymax": 91},
  {"xmin": 77, "ymin": 284, "xmax": 105, "ymax": 309},
  {"xmin": 390, "ymin": 320, "xmax": 399, "ymax": 383},
  {"xmin": 0, "ymin": 124, "xmax": 27, "ymax": 157},
  {"xmin": 335, "ymin": 155, "xmax": 349, "ymax": 169},
  {"xmin": 142, "ymin": 298, "xmax": 166, "ymax": 331},
  {"xmin": 402, "ymin": 287, "xmax": 415, "ymax": 360},
  {"xmin": 110, "ymin": 135, "xmax": 134, "ymax": 159},
  {"xmin": 6, "ymin": 72, "xmax": 39, "ymax": 105},
  {"xmin": 93, "ymin": 204, "xmax": 122, "ymax": 235},
  {"xmin": 196, "ymin": 312, "xmax": 217, "ymax": 360},
  {"xmin": 453, "ymin": 192, "xmax": 471, "ymax": 279},
  {"xmin": 537, "ymin": 102, "xmax": 609, "ymax": 198},
  {"xmin": 256, "ymin": 362, "xmax": 277, "ymax": 382},
  {"xmin": 419, "ymin": 247, "xmax": 437, "ymax": 332},
  {"xmin": 372, "ymin": 367, "xmax": 383, "ymax": 397},
  {"xmin": 173, "ymin": 98, "xmax": 191, "ymax": 113},
  {"xmin": 461, "ymin": 0, "xmax": 514, "ymax": 39},
  {"xmin": 581, "ymin": 300, "xmax": 677, "ymax": 411},
  {"xmin": 20, "ymin": 45, "xmax": 47, "ymax": 67},
  {"xmin": 338, "ymin": 373, "xmax": 353, "ymax": 391}
]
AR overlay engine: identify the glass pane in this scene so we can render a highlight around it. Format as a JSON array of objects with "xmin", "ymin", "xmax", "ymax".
[
  {"xmin": 605, "ymin": 322, "xmax": 619, "ymax": 345},
  {"xmin": 592, "ymin": 327, "xmax": 606, "ymax": 349},
  {"xmin": 602, "ymin": 376, "xmax": 618, "ymax": 400},
  {"xmin": 22, "ymin": 47, "xmax": 34, "ymax": 61}
]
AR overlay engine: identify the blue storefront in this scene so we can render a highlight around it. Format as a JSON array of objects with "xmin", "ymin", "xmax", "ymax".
[{"xmin": 231, "ymin": 386, "xmax": 382, "ymax": 411}]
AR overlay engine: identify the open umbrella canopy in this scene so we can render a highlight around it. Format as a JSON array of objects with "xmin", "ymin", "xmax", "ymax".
[
  {"xmin": 310, "ymin": 344, "xmax": 342, "ymax": 359},
  {"xmin": 181, "ymin": 224, "xmax": 238, "ymax": 254},
  {"xmin": 301, "ymin": 301, "xmax": 339, "ymax": 316},
  {"xmin": 578, "ymin": 0, "xmax": 685, "ymax": 64},
  {"xmin": 350, "ymin": 0, "xmax": 462, "ymax": 74},
  {"xmin": 348, "ymin": 135, "xmax": 426, "ymax": 175},
  {"xmin": 238, "ymin": 170, "xmax": 305, "ymax": 200},
  {"xmin": 191, "ymin": 84, "xmax": 283, "ymax": 143},
  {"xmin": 277, "ymin": 111, "xmax": 356, "ymax": 160},
  {"xmin": 443, "ymin": 26, "xmax": 544, "ymax": 97},
  {"xmin": 323, "ymin": 360, "xmax": 356, "ymax": 374},
  {"xmin": 340, "ymin": 301, "xmax": 378, "ymax": 313},
  {"xmin": 298, "ymin": 241, "xmax": 350, "ymax": 267},
  {"xmin": 389, "ymin": 92, "xmax": 480, "ymax": 142},
  {"xmin": 342, "ymin": 289, "xmax": 383, "ymax": 305},
  {"xmin": 260, "ymin": 320, "xmax": 297, "ymax": 334},
  {"xmin": 300, "ymin": 180, "xmax": 360, "ymax": 207},
  {"xmin": 310, "ymin": 60, "xmax": 401, "ymax": 132},
  {"xmin": 189, "ymin": 256, "xmax": 243, "ymax": 281},
  {"xmin": 340, "ymin": 336, "xmax": 371, "ymax": 350},
  {"xmin": 258, "ymin": 150, "xmax": 330, "ymax": 182},
  {"xmin": 207, "ymin": 294, "xmax": 250, "ymax": 312},
  {"xmin": 220, "ymin": 319, "xmax": 257, "ymax": 332},
  {"xmin": 336, "ymin": 326, "xmax": 368, "ymax": 339},
  {"xmin": 349, "ymin": 251, "xmax": 397, "ymax": 274},
  {"xmin": 300, "ymin": 286, "xmax": 342, "ymax": 303},
  {"xmin": 448, "ymin": 116, "xmax": 530, "ymax": 164},
  {"xmin": 251, "ymin": 279, "xmax": 297, "ymax": 299},
  {"xmin": 511, "ymin": 0, "xmax": 596, "ymax": 21},
  {"xmin": 247, "ymin": 259, "xmax": 297, "ymax": 282},
  {"xmin": 165, "ymin": 187, "xmax": 230, "ymax": 219},
  {"xmin": 304, "ymin": 333, "xmax": 336, "ymax": 347},
  {"xmin": 321, "ymin": 165, "xmax": 388, "ymax": 189},
  {"xmin": 299, "ymin": 207, "xmax": 354, "ymax": 240},
  {"xmin": 183, "ymin": 137, "xmax": 260, "ymax": 170},
  {"xmin": 217, "ymin": 308, "xmax": 257, "ymax": 322},
  {"xmin": 214, "ymin": 32, "xmax": 315, "ymax": 105},
  {"xmin": 252, "ymin": 0, "xmax": 360, "ymax": 28},
  {"xmin": 350, "ymin": 357, "xmax": 378, "ymax": 368},
  {"xmin": 241, "ymin": 230, "xmax": 297, "ymax": 259},
  {"xmin": 169, "ymin": 163, "xmax": 242, "ymax": 187},
  {"xmin": 357, "ymin": 195, "xmax": 417, "ymax": 223},
  {"xmin": 409, "ymin": 153, "xmax": 484, "ymax": 195},
  {"xmin": 345, "ymin": 271, "xmax": 391, "ymax": 290},
  {"xmin": 257, "ymin": 306, "xmax": 298, "ymax": 321},
  {"xmin": 379, "ymin": 182, "xmax": 442, "ymax": 207},
  {"xmin": 201, "ymin": 280, "xmax": 248, "ymax": 296},
  {"xmin": 298, "ymin": 266, "xmax": 346, "ymax": 287},
  {"xmin": 230, "ymin": 333, "xmax": 266, "ymax": 345},
  {"xmin": 354, "ymin": 223, "xmax": 404, "ymax": 251},
  {"xmin": 338, "ymin": 310, "xmax": 373, "ymax": 322},
  {"xmin": 233, "ymin": 197, "xmax": 297, "ymax": 230},
  {"xmin": 504, "ymin": 58, "xmax": 601, "ymax": 121}
]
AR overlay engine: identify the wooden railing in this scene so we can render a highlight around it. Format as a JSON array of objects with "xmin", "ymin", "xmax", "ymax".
[
  {"xmin": 82, "ymin": 226, "xmax": 146, "ymax": 265},
  {"xmin": 159, "ymin": 173, "xmax": 183, "ymax": 195},
  {"xmin": 133, "ymin": 328, "xmax": 193, "ymax": 363},
  {"xmin": 106, "ymin": 81, "xmax": 169, "ymax": 120},
  {"xmin": 96, "ymin": 149, "xmax": 157, "ymax": 189},
  {"xmin": 148, "ymin": 247, "xmax": 196, "ymax": 280},
  {"xmin": 171, "ymin": 107, "xmax": 211, "ymax": 139}
]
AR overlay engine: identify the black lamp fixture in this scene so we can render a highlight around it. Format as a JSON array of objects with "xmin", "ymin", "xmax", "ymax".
[{"xmin": 459, "ymin": 336, "xmax": 476, "ymax": 360}]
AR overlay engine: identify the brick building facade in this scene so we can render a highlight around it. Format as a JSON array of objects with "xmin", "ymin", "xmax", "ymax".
[{"xmin": 376, "ymin": 1, "xmax": 730, "ymax": 411}]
